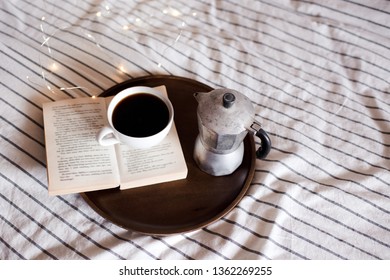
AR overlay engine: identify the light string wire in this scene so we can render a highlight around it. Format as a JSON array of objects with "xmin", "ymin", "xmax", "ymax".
[{"xmin": 29, "ymin": 1, "xmax": 194, "ymax": 96}]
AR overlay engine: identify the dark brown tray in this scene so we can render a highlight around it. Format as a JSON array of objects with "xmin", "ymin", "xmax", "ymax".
[{"xmin": 81, "ymin": 75, "xmax": 256, "ymax": 235}]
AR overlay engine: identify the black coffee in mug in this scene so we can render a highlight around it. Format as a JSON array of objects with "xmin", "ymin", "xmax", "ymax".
[{"xmin": 112, "ymin": 93, "xmax": 170, "ymax": 138}]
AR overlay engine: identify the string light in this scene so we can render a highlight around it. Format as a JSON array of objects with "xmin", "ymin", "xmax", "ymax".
[
  {"xmin": 118, "ymin": 65, "xmax": 127, "ymax": 73},
  {"xmin": 36, "ymin": 2, "xmax": 193, "ymax": 90},
  {"xmin": 49, "ymin": 62, "xmax": 58, "ymax": 72},
  {"xmin": 59, "ymin": 86, "xmax": 86, "ymax": 91}
]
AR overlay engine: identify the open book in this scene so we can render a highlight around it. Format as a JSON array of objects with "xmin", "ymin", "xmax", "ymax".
[{"xmin": 43, "ymin": 86, "xmax": 188, "ymax": 195}]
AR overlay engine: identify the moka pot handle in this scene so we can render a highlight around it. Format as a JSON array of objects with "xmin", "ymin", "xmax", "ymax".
[{"xmin": 255, "ymin": 128, "xmax": 271, "ymax": 159}]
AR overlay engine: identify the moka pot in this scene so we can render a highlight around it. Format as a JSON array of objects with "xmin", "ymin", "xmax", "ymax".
[{"xmin": 193, "ymin": 88, "xmax": 271, "ymax": 176}]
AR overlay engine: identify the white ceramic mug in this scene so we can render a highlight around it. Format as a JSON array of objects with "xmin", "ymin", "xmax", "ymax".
[{"xmin": 96, "ymin": 86, "xmax": 174, "ymax": 149}]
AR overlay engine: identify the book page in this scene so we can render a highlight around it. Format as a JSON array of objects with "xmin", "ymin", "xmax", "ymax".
[
  {"xmin": 116, "ymin": 124, "xmax": 188, "ymax": 189},
  {"xmin": 115, "ymin": 86, "xmax": 188, "ymax": 189},
  {"xmin": 43, "ymin": 97, "xmax": 120, "ymax": 195}
]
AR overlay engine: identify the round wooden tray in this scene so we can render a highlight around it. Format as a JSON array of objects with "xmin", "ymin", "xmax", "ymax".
[{"xmin": 81, "ymin": 75, "xmax": 256, "ymax": 235}]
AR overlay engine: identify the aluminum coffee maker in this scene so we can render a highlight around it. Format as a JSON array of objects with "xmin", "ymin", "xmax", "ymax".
[{"xmin": 193, "ymin": 88, "xmax": 271, "ymax": 176}]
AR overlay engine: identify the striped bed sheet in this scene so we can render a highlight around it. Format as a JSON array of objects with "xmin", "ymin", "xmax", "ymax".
[{"xmin": 0, "ymin": 0, "xmax": 389, "ymax": 259}]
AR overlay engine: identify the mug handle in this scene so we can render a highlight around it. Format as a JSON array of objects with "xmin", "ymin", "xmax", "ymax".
[
  {"xmin": 255, "ymin": 128, "xmax": 271, "ymax": 159},
  {"xmin": 96, "ymin": 126, "xmax": 120, "ymax": 146}
]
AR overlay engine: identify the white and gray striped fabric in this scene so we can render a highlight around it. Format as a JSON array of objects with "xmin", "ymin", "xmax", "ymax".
[{"xmin": 1, "ymin": 0, "xmax": 389, "ymax": 259}]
